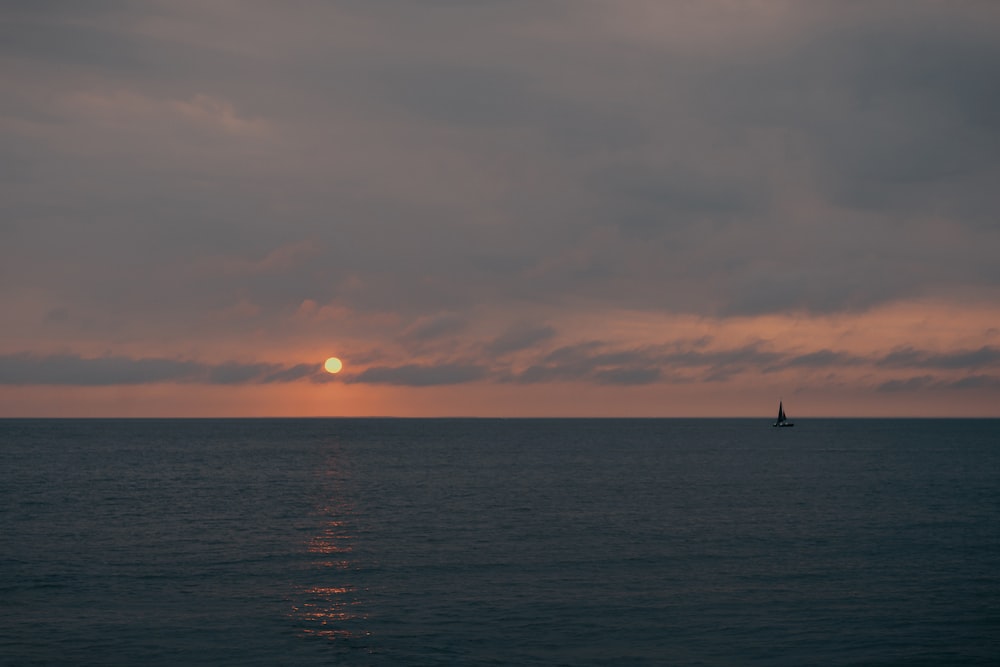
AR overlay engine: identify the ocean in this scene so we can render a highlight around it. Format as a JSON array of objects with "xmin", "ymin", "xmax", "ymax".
[{"xmin": 1, "ymin": 418, "xmax": 998, "ymax": 666}]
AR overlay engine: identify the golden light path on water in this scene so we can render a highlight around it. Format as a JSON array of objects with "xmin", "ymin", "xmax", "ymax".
[{"xmin": 290, "ymin": 453, "xmax": 369, "ymax": 642}]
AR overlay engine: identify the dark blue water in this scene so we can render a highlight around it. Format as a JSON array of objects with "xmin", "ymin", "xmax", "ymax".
[{"xmin": 2, "ymin": 419, "xmax": 998, "ymax": 665}]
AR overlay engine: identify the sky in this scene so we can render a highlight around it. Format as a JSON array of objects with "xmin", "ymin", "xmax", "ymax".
[{"xmin": 2, "ymin": 0, "xmax": 999, "ymax": 417}]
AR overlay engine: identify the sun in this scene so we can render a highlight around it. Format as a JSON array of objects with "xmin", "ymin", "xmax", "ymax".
[{"xmin": 323, "ymin": 357, "xmax": 343, "ymax": 374}]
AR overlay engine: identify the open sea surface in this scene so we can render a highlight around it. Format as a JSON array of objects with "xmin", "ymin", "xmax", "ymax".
[{"xmin": 1, "ymin": 418, "xmax": 998, "ymax": 665}]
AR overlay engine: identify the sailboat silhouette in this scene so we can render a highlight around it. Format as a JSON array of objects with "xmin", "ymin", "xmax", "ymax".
[{"xmin": 772, "ymin": 401, "xmax": 794, "ymax": 427}]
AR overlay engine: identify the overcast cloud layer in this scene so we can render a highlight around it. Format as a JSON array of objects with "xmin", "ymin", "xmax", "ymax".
[{"xmin": 2, "ymin": 1, "xmax": 999, "ymax": 414}]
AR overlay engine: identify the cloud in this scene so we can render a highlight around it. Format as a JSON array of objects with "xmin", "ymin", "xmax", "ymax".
[
  {"xmin": 509, "ymin": 342, "xmax": 680, "ymax": 385},
  {"xmin": 0, "ymin": 353, "xmax": 321, "ymax": 386},
  {"xmin": 3, "ymin": 0, "xmax": 998, "ymax": 333},
  {"xmin": 205, "ymin": 361, "xmax": 316, "ymax": 385},
  {"xmin": 398, "ymin": 313, "xmax": 467, "ymax": 344},
  {"xmin": 778, "ymin": 349, "xmax": 864, "ymax": 369},
  {"xmin": 877, "ymin": 346, "xmax": 1000, "ymax": 370},
  {"xmin": 343, "ymin": 363, "xmax": 487, "ymax": 387},
  {"xmin": 876, "ymin": 373, "xmax": 1000, "ymax": 393},
  {"xmin": 950, "ymin": 375, "xmax": 1000, "ymax": 390},
  {"xmin": 484, "ymin": 323, "xmax": 557, "ymax": 356}
]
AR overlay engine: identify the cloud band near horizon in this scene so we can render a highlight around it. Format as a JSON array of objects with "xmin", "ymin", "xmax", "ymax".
[{"xmin": 4, "ymin": 343, "xmax": 998, "ymax": 390}]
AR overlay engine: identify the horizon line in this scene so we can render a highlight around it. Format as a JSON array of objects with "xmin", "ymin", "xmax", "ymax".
[{"xmin": 2, "ymin": 415, "xmax": 998, "ymax": 420}]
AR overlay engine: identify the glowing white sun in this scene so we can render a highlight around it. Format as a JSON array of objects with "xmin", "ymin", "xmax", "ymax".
[{"xmin": 323, "ymin": 357, "xmax": 343, "ymax": 374}]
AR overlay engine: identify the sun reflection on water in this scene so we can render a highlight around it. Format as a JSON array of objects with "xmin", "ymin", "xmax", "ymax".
[
  {"xmin": 293, "ymin": 584, "xmax": 368, "ymax": 641},
  {"xmin": 307, "ymin": 519, "xmax": 354, "ymax": 557},
  {"xmin": 290, "ymin": 470, "xmax": 369, "ymax": 642}
]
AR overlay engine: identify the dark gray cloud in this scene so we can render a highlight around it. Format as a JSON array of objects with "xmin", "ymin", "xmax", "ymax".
[
  {"xmin": 399, "ymin": 313, "xmax": 467, "ymax": 344},
  {"xmin": 0, "ymin": 353, "xmax": 201, "ymax": 386},
  {"xmin": 205, "ymin": 361, "xmax": 316, "ymax": 385},
  {"xmin": 950, "ymin": 375, "xmax": 1000, "ymax": 391},
  {"xmin": 344, "ymin": 363, "xmax": 487, "ymax": 387},
  {"xmin": 877, "ymin": 346, "xmax": 1000, "ymax": 370},
  {"xmin": 877, "ymin": 374, "xmax": 1000, "ymax": 393},
  {"xmin": 484, "ymin": 324, "xmax": 557, "ymax": 356},
  {"xmin": 0, "ymin": 353, "xmax": 320, "ymax": 386},
  {"xmin": 780, "ymin": 350, "xmax": 864, "ymax": 369},
  {"xmin": 506, "ymin": 341, "xmax": 775, "ymax": 385}
]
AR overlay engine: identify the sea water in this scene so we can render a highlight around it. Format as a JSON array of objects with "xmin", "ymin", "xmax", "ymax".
[{"xmin": 1, "ymin": 418, "xmax": 998, "ymax": 665}]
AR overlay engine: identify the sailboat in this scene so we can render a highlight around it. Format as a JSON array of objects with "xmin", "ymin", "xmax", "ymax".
[{"xmin": 772, "ymin": 400, "xmax": 794, "ymax": 427}]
